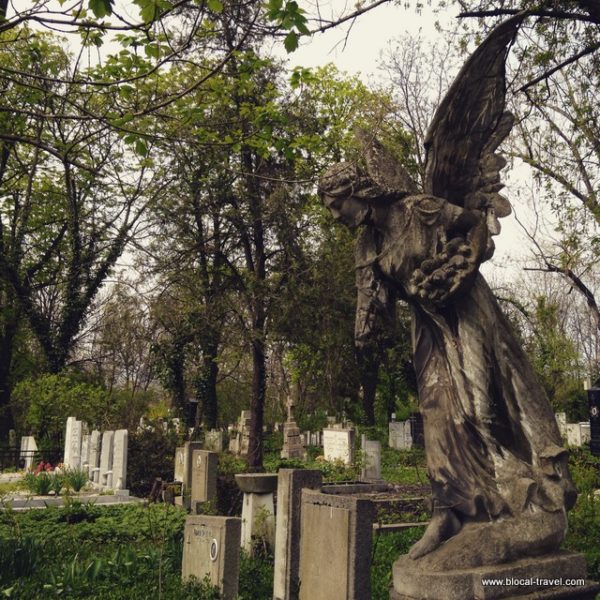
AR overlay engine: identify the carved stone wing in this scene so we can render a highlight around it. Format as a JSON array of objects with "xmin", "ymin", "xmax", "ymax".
[
  {"xmin": 355, "ymin": 127, "xmax": 419, "ymax": 197},
  {"xmin": 424, "ymin": 15, "xmax": 524, "ymax": 217}
]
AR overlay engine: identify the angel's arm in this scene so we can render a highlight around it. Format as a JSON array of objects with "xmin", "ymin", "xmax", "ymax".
[{"xmin": 355, "ymin": 228, "xmax": 395, "ymax": 348}]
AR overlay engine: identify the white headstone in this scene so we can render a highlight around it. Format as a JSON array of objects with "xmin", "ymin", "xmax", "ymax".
[
  {"xmin": 99, "ymin": 430, "xmax": 115, "ymax": 488},
  {"xmin": 580, "ymin": 422, "xmax": 591, "ymax": 445},
  {"xmin": 389, "ymin": 420, "xmax": 412, "ymax": 450},
  {"xmin": 89, "ymin": 430, "xmax": 102, "ymax": 482},
  {"xmin": 19, "ymin": 436, "xmax": 38, "ymax": 470},
  {"xmin": 63, "ymin": 416, "xmax": 77, "ymax": 466},
  {"xmin": 566, "ymin": 423, "xmax": 582, "ymax": 447},
  {"xmin": 205, "ymin": 430, "xmax": 224, "ymax": 453},
  {"xmin": 112, "ymin": 429, "xmax": 128, "ymax": 490},
  {"xmin": 80, "ymin": 434, "xmax": 90, "ymax": 469},
  {"xmin": 322, "ymin": 428, "xmax": 355, "ymax": 465},
  {"xmin": 360, "ymin": 440, "xmax": 382, "ymax": 481}
]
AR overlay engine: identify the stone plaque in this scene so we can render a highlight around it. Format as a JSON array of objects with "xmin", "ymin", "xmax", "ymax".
[
  {"xmin": 389, "ymin": 421, "xmax": 412, "ymax": 450},
  {"xmin": 88, "ymin": 430, "xmax": 102, "ymax": 481},
  {"xmin": 182, "ymin": 515, "xmax": 241, "ymax": 600},
  {"xmin": 174, "ymin": 446, "xmax": 185, "ymax": 483},
  {"xmin": 112, "ymin": 429, "xmax": 128, "ymax": 490},
  {"xmin": 191, "ymin": 449, "xmax": 218, "ymax": 508},
  {"xmin": 322, "ymin": 428, "xmax": 355, "ymax": 465},
  {"xmin": 99, "ymin": 430, "xmax": 114, "ymax": 488}
]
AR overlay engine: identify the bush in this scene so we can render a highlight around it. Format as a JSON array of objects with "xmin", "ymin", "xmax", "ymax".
[
  {"xmin": 64, "ymin": 467, "xmax": 90, "ymax": 492},
  {"xmin": 11, "ymin": 373, "xmax": 111, "ymax": 443},
  {"xmin": 128, "ymin": 423, "xmax": 180, "ymax": 497}
]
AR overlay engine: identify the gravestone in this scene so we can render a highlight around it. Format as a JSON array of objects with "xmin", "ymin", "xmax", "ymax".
[
  {"xmin": 389, "ymin": 421, "xmax": 412, "ymax": 450},
  {"xmin": 112, "ymin": 429, "xmax": 128, "ymax": 490},
  {"xmin": 89, "ymin": 430, "xmax": 102, "ymax": 482},
  {"xmin": 174, "ymin": 441, "xmax": 203, "ymax": 509},
  {"xmin": 63, "ymin": 416, "xmax": 84, "ymax": 468},
  {"xmin": 204, "ymin": 430, "xmax": 224, "ymax": 453},
  {"xmin": 567, "ymin": 423, "xmax": 585, "ymax": 446},
  {"xmin": 80, "ymin": 434, "xmax": 90, "ymax": 470},
  {"xmin": 190, "ymin": 450, "xmax": 218, "ymax": 510},
  {"xmin": 182, "ymin": 515, "xmax": 241, "ymax": 600},
  {"xmin": 99, "ymin": 430, "xmax": 114, "ymax": 488},
  {"xmin": 273, "ymin": 469, "xmax": 323, "ymax": 600},
  {"xmin": 174, "ymin": 446, "xmax": 186, "ymax": 482},
  {"xmin": 298, "ymin": 488, "xmax": 374, "ymax": 600},
  {"xmin": 281, "ymin": 398, "xmax": 304, "ymax": 460},
  {"xmin": 235, "ymin": 473, "xmax": 278, "ymax": 553},
  {"xmin": 19, "ymin": 436, "xmax": 37, "ymax": 470},
  {"xmin": 238, "ymin": 410, "xmax": 251, "ymax": 456},
  {"xmin": 580, "ymin": 422, "xmax": 591, "ymax": 445},
  {"xmin": 590, "ymin": 385, "xmax": 600, "ymax": 457},
  {"xmin": 360, "ymin": 439, "xmax": 381, "ymax": 482},
  {"xmin": 555, "ymin": 412, "xmax": 568, "ymax": 438},
  {"xmin": 322, "ymin": 427, "xmax": 355, "ymax": 465}
]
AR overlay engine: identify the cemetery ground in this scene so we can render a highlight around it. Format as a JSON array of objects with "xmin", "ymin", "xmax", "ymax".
[{"xmin": 1, "ymin": 437, "xmax": 599, "ymax": 599}]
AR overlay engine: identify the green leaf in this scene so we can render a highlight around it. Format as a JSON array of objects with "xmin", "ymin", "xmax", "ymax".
[
  {"xmin": 88, "ymin": 0, "xmax": 114, "ymax": 18},
  {"xmin": 284, "ymin": 31, "xmax": 299, "ymax": 53},
  {"xmin": 135, "ymin": 139, "xmax": 149, "ymax": 156},
  {"xmin": 207, "ymin": 0, "xmax": 224, "ymax": 13}
]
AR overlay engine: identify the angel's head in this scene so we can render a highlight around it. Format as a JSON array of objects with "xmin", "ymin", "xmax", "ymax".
[
  {"xmin": 319, "ymin": 161, "xmax": 410, "ymax": 228},
  {"xmin": 319, "ymin": 163, "xmax": 375, "ymax": 227}
]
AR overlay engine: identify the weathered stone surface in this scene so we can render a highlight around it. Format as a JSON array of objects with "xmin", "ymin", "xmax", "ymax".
[
  {"xmin": 389, "ymin": 421, "xmax": 412, "ymax": 450},
  {"xmin": 99, "ymin": 430, "xmax": 114, "ymax": 488},
  {"xmin": 204, "ymin": 430, "xmax": 224, "ymax": 453},
  {"xmin": 319, "ymin": 14, "xmax": 578, "ymax": 578},
  {"xmin": 235, "ymin": 473, "xmax": 278, "ymax": 494},
  {"xmin": 360, "ymin": 440, "xmax": 381, "ymax": 481},
  {"xmin": 63, "ymin": 417, "xmax": 83, "ymax": 469},
  {"xmin": 273, "ymin": 469, "xmax": 323, "ymax": 600},
  {"xmin": 88, "ymin": 430, "xmax": 101, "ymax": 482},
  {"xmin": 112, "ymin": 429, "xmax": 128, "ymax": 490},
  {"xmin": 182, "ymin": 515, "xmax": 241, "ymax": 600},
  {"xmin": 298, "ymin": 489, "xmax": 374, "ymax": 600},
  {"xmin": 190, "ymin": 449, "xmax": 218, "ymax": 509},
  {"xmin": 323, "ymin": 428, "xmax": 355, "ymax": 465},
  {"xmin": 391, "ymin": 551, "xmax": 597, "ymax": 600},
  {"xmin": 19, "ymin": 436, "xmax": 37, "ymax": 470}
]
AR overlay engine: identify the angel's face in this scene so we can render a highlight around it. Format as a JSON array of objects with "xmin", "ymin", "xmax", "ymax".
[{"xmin": 324, "ymin": 194, "xmax": 371, "ymax": 228}]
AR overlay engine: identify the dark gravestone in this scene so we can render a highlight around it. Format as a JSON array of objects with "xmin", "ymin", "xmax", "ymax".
[{"xmin": 589, "ymin": 385, "xmax": 600, "ymax": 457}]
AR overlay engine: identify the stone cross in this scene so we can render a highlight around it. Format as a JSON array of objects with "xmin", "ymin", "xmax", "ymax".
[{"xmin": 286, "ymin": 398, "xmax": 295, "ymax": 422}]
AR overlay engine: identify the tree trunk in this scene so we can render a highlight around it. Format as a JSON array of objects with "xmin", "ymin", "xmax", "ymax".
[
  {"xmin": 197, "ymin": 343, "xmax": 219, "ymax": 430},
  {"xmin": 247, "ymin": 334, "xmax": 266, "ymax": 471}
]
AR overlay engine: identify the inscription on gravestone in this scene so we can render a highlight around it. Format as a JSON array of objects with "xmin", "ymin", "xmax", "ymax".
[{"xmin": 322, "ymin": 428, "xmax": 354, "ymax": 465}]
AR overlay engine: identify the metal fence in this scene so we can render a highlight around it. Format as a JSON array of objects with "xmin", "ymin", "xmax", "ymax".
[{"xmin": 0, "ymin": 448, "xmax": 63, "ymax": 471}]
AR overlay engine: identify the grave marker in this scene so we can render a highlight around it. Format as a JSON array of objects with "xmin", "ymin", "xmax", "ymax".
[
  {"xmin": 322, "ymin": 428, "xmax": 355, "ymax": 465},
  {"xmin": 112, "ymin": 429, "xmax": 128, "ymax": 490},
  {"xmin": 191, "ymin": 450, "xmax": 218, "ymax": 510},
  {"xmin": 182, "ymin": 515, "xmax": 242, "ymax": 600},
  {"xmin": 99, "ymin": 430, "xmax": 114, "ymax": 488}
]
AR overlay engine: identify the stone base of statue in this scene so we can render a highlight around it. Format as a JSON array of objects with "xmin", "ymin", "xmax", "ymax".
[{"xmin": 390, "ymin": 551, "xmax": 600, "ymax": 600}]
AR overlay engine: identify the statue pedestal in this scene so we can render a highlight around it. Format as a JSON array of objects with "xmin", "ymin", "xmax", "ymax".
[{"xmin": 390, "ymin": 551, "xmax": 600, "ymax": 600}]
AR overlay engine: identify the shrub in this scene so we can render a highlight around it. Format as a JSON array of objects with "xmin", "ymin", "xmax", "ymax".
[
  {"xmin": 11, "ymin": 373, "xmax": 111, "ymax": 443},
  {"xmin": 64, "ymin": 467, "xmax": 90, "ymax": 492},
  {"xmin": 128, "ymin": 423, "xmax": 180, "ymax": 497},
  {"xmin": 23, "ymin": 471, "xmax": 53, "ymax": 495}
]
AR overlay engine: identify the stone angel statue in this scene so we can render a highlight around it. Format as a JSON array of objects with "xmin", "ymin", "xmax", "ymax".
[{"xmin": 319, "ymin": 16, "xmax": 577, "ymax": 572}]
